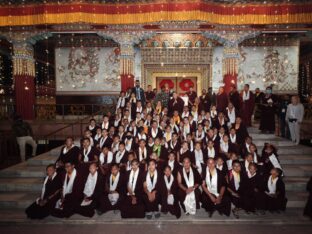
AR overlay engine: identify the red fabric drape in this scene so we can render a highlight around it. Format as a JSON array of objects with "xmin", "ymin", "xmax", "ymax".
[
  {"xmin": 223, "ymin": 74, "xmax": 237, "ymax": 94},
  {"xmin": 14, "ymin": 75, "xmax": 35, "ymax": 120},
  {"xmin": 121, "ymin": 74, "xmax": 134, "ymax": 92}
]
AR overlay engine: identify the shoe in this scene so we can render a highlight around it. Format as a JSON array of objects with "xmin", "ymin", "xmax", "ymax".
[
  {"xmin": 232, "ymin": 209, "xmax": 239, "ymax": 219},
  {"xmin": 154, "ymin": 212, "xmax": 161, "ymax": 219},
  {"xmin": 208, "ymin": 212, "xmax": 213, "ymax": 218},
  {"xmin": 146, "ymin": 212, "xmax": 153, "ymax": 219},
  {"xmin": 96, "ymin": 210, "xmax": 103, "ymax": 216}
]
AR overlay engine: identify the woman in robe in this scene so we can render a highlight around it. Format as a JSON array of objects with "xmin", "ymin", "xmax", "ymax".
[
  {"xmin": 120, "ymin": 159, "xmax": 145, "ymax": 218},
  {"xmin": 259, "ymin": 87, "xmax": 277, "ymax": 134},
  {"xmin": 164, "ymin": 152, "xmax": 181, "ymax": 178},
  {"xmin": 201, "ymin": 158, "xmax": 231, "ymax": 217},
  {"xmin": 143, "ymin": 159, "xmax": 162, "ymax": 219},
  {"xmin": 227, "ymin": 160, "xmax": 244, "ymax": 219},
  {"xmin": 160, "ymin": 166, "xmax": 181, "ymax": 219},
  {"xmin": 55, "ymin": 137, "xmax": 80, "ymax": 172},
  {"xmin": 178, "ymin": 141, "xmax": 194, "ymax": 165},
  {"xmin": 256, "ymin": 168, "xmax": 287, "ymax": 212},
  {"xmin": 78, "ymin": 137, "xmax": 100, "ymax": 177},
  {"xmin": 75, "ymin": 163, "xmax": 105, "ymax": 217},
  {"xmin": 98, "ymin": 164, "xmax": 127, "ymax": 214},
  {"xmin": 51, "ymin": 161, "xmax": 84, "ymax": 218},
  {"xmin": 25, "ymin": 164, "xmax": 62, "ymax": 219},
  {"xmin": 193, "ymin": 142, "xmax": 205, "ymax": 175},
  {"xmin": 177, "ymin": 157, "xmax": 201, "ymax": 215}
]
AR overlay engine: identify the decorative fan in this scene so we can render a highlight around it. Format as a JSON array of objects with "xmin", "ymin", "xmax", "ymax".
[{"xmin": 179, "ymin": 79, "xmax": 194, "ymax": 92}]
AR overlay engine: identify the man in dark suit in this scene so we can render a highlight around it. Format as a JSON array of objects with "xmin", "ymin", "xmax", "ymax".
[{"xmin": 132, "ymin": 80, "xmax": 146, "ymax": 107}]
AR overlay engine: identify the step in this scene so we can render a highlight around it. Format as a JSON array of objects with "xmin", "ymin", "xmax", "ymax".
[
  {"xmin": 283, "ymin": 165, "xmax": 312, "ymax": 177},
  {"xmin": 0, "ymin": 192, "xmax": 37, "ymax": 209},
  {"xmin": 250, "ymin": 133, "xmax": 282, "ymax": 140},
  {"xmin": 286, "ymin": 191, "xmax": 308, "ymax": 208},
  {"xmin": 279, "ymin": 155, "xmax": 312, "ymax": 164},
  {"xmin": 0, "ymin": 164, "xmax": 46, "ymax": 178},
  {"xmin": 0, "ymin": 178, "xmax": 43, "ymax": 192},
  {"xmin": 27, "ymin": 154, "xmax": 57, "ymax": 166},
  {"xmin": 254, "ymin": 140, "xmax": 296, "ymax": 147}
]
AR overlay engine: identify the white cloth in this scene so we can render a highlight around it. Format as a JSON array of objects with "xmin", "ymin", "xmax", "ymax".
[
  {"xmin": 83, "ymin": 171, "xmax": 98, "ymax": 197},
  {"xmin": 183, "ymin": 167, "xmax": 196, "ymax": 215},
  {"xmin": 227, "ymin": 108, "xmax": 236, "ymax": 124},
  {"xmin": 109, "ymin": 172, "xmax": 120, "ymax": 192},
  {"xmin": 63, "ymin": 145, "xmax": 74, "ymax": 155},
  {"xmin": 243, "ymin": 90, "xmax": 250, "ymax": 101},
  {"xmin": 138, "ymin": 147, "xmax": 147, "ymax": 162},
  {"xmin": 115, "ymin": 150, "xmax": 126, "ymax": 164},
  {"xmin": 205, "ymin": 168, "xmax": 219, "ymax": 197},
  {"xmin": 99, "ymin": 151, "xmax": 113, "ymax": 165},
  {"xmin": 164, "ymin": 175, "xmax": 174, "ymax": 205},
  {"xmin": 267, "ymin": 175, "xmax": 279, "ymax": 194},
  {"xmin": 151, "ymin": 128, "xmax": 158, "ymax": 138},
  {"xmin": 99, "ymin": 137, "xmax": 108, "ymax": 149},
  {"xmin": 230, "ymin": 134, "xmax": 236, "ymax": 144},
  {"xmin": 128, "ymin": 169, "xmax": 139, "ymax": 195},
  {"xmin": 146, "ymin": 170, "xmax": 158, "ymax": 192},
  {"xmin": 168, "ymin": 160, "xmax": 175, "ymax": 171},
  {"xmin": 194, "ymin": 149, "xmax": 204, "ymax": 174},
  {"xmin": 232, "ymin": 171, "xmax": 240, "ymax": 191},
  {"xmin": 56, "ymin": 169, "xmax": 77, "ymax": 208},
  {"xmin": 220, "ymin": 142, "xmax": 229, "ymax": 153},
  {"xmin": 269, "ymin": 153, "xmax": 282, "ymax": 170},
  {"xmin": 207, "ymin": 147, "xmax": 215, "ymax": 158},
  {"xmin": 83, "ymin": 146, "xmax": 92, "ymax": 162}
]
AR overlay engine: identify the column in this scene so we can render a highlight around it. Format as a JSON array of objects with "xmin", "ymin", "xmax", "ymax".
[
  {"xmin": 12, "ymin": 41, "xmax": 35, "ymax": 120},
  {"xmin": 222, "ymin": 44, "xmax": 239, "ymax": 94},
  {"xmin": 119, "ymin": 41, "xmax": 135, "ymax": 92}
]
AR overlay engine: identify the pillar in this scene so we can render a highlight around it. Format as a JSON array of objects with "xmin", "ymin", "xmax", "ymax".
[{"xmin": 12, "ymin": 41, "xmax": 35, "ymax": 120}]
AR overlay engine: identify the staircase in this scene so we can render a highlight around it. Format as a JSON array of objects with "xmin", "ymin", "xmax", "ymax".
[{"xmin": 0, "ymin": 128, "xmax": 311, "ymax": 224}]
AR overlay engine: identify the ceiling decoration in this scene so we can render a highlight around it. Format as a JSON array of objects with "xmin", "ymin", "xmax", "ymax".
[{"xmin": 0, "ymin": 1, "xmax": 311, "ymax": 27}]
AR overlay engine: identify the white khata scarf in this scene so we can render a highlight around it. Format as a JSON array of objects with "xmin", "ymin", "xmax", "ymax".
[
  {"xmin": 83, "ymin": 171, "xmax": 98, "ymax": 197},
  {"xmin": 99, "ymin": 151, "xmax": 113, "ymax": 165},
  {"xmin": 207, "ymin": 147, "xmax": 215, "ymax": 158},
  {"xmin": 115, "ymin": 150, "xmax": 126, "ymax": 164},
  {"xmin": 230, "ymin": 134, "xmax": 236, "ymax": 144},
  {"xmin": 227, "ymin": 107, "xmax": 236, "ymax": 124},
  {"xmin": 128, "ymin": 169, "xmax": 139, "ymax": 195},
  {"xmin": 205, "ymin": 168, "xmax": 219, "ymax": 197},
  {"xmin": 151, "ymin": 128, "xmax": 158, "ymax": 138},
  {"xmin": 146, "ymin": 170, "xmax": 158, "ymax": 192},
  {"xmin": 109, "ymin": 172, "xmax": 120, "ymax": 192},
  {"xmin": 63, "ymin": 168, "xmax": 77, "ymax": 197},
  {"xmin": 63, "ymin": 145, "xmax": 74, "ymax": 154},
  {"xmin": 83, "ymin": 146, "xmax": 92, "ymax": 162},
  {"xmin": 194, "ymin": 149, "xmax": 204, "ymax": 174},
  {"xmin": 99, "ymin": 136, "xmax": 107, "ymax": 148},
  {"xmin": 164, "ymin": 174, "xmax": 174, "ymax": 205},
  {"xmin": 268, "ymin": 175, "xmax": 279, "ymax": 194},
  {"xmin": 232, "ymin": 171, "xmax": 240, "ymax": 191},
  {"xmin": 243, "ymin": 90, "xmax": 250, "ymax": 101},
  {"xmin": 183, "ymin": 167, "xmax": 196, "ymax": 215},
  {"xmin": 138, "ymin": 147, "xmax": 147, "ymax": 162},
  {"xmin": 269, "ymin": 153, "xmax": 282, "ymax": 170}
]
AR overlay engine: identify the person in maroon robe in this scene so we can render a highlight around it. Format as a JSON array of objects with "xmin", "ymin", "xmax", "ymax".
[
  {"xmin": 51, "ymin": 161, "xmax": 85, "ymax": 218},
  {"xmin": 228, "ymin": 85, "xmax": 240, "ymax": 111},
  {"xmin": 240, "ymin": 84, "xmax": 255, "ymax": 127},
  {"xmin": 120, "ymin": 159, "xmax": 146, "ymax": 218},
  {"xmin": 160, "ymin": 165, "xmax": 181, "ymax": 218},
  {"xmin": 75, "ymin": 163, "xmax": 105, "ymax": 217},
  {"xmin": 143, "ymin": 159, "xmax": 162, "ymax": 219},
  {"xmin": 25, "ymin": 164, "xmax": 62, "ymax": 219},
  {"xmin": 216, "ymin": 87, "xmax": 228, "ymax": 113},
  {"xmin": 201, "ymin": 158, "xmax": 231, "ymax": 217},
  {"xmin": 168, "ymin": 92, "xmax": 184, "ymax": 116},
  {"xmin": 199, "ymin": 89, "xmax": 212, "ymax": 112},
  {"xmin": 186, "ymin": 86, "xmax": 197, "ymax": 107},
  {"xmin": 98, "ymin": 164, "xmax": 127, "ymax": 214}
]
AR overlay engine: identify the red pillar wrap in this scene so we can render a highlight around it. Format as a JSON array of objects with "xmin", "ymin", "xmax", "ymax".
[
  {"xmin": 14, "ymin": 75, "xmax": 35, "ymax": 120},
  {"xmin": 121, "ymin": 74, "xmax": 134, "ymax": 92},
  {"xmin": 223, "ymin": 73, "xmax": 237, "ymax": 94}
]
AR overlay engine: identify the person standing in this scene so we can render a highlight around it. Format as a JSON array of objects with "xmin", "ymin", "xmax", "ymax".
[
  {"xmin": 132, "ymin": 80, "xmax": 146, "ymax": 107},
  {"xmin": 278, "ymin": 95, "xmax": 290, "ymax": 138},
  {"xmin": 12, "ymin": 114, "xmax": 37, "ymax": 162},
  {"xmin": 216, "ymin": 87, "xmax": 228, "ymax": 113},
  {"xmin": 229, "ymin": 85, "xmax": 240, "ymax": 111},
  {"xmin": 285, "ymin": 95, "xmax": 304, "ymax": 145},
  {"xmin": 145, "ymin": 85, "xmax": 155, "ymax": 103},
  {"xmin": 155, "ymin": 86, "xmax": 170, "ymax": 109},
  {"xmin": 259, "ymin": 87, "xmax": 277, "ymax": 134},
  {"xmin": 240, "ymin": 84, "xmax": 255, "ymax": 127}
]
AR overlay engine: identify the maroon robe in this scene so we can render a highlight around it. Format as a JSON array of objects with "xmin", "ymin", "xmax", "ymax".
[
  {"xmin": 240, "ymin": 91, "xmax": 255, "ymax": 127},
  {"xmin": 216, "ymin": 92, "xmax": 228, "ymax": 113}
]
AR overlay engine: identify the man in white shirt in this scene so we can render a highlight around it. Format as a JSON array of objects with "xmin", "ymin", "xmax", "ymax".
[{"xmin": 285, "ymin": 95, "xmax": 304, "ymax": 145}]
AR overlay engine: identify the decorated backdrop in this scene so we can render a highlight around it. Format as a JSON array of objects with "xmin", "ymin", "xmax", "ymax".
[
  {"xmin": 212, "ymin": 45, "xmax": 299, "ymax": 93},
  {"xmin": 55, "ymin": 47, "xmax": 121, "ymax": 94}
]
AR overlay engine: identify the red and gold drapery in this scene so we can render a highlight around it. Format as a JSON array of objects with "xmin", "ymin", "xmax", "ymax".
[{"xmin": 0, "ymin": 1, "xmax": 312, "ymax": 26}]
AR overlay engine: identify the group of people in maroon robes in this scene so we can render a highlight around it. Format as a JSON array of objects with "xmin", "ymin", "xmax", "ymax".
[{"xmin": 25, "ymin": 83, "xmax": 287, "ymax": 220}]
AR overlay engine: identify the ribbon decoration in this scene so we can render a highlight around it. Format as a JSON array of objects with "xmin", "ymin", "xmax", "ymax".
[{"xmin": 12, "ymin": 42, "xmax": 35, "ymax": 77}]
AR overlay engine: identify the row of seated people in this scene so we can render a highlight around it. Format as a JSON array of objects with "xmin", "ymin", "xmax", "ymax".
[{"xmin": 25, "ymin": 132, "xmax": 287, "ymax": 219}]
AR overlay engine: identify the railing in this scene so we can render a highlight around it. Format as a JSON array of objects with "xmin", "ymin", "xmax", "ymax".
[{"xmin": 0, "ymin": 103, "xmax": 116, "ymax": 121}]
